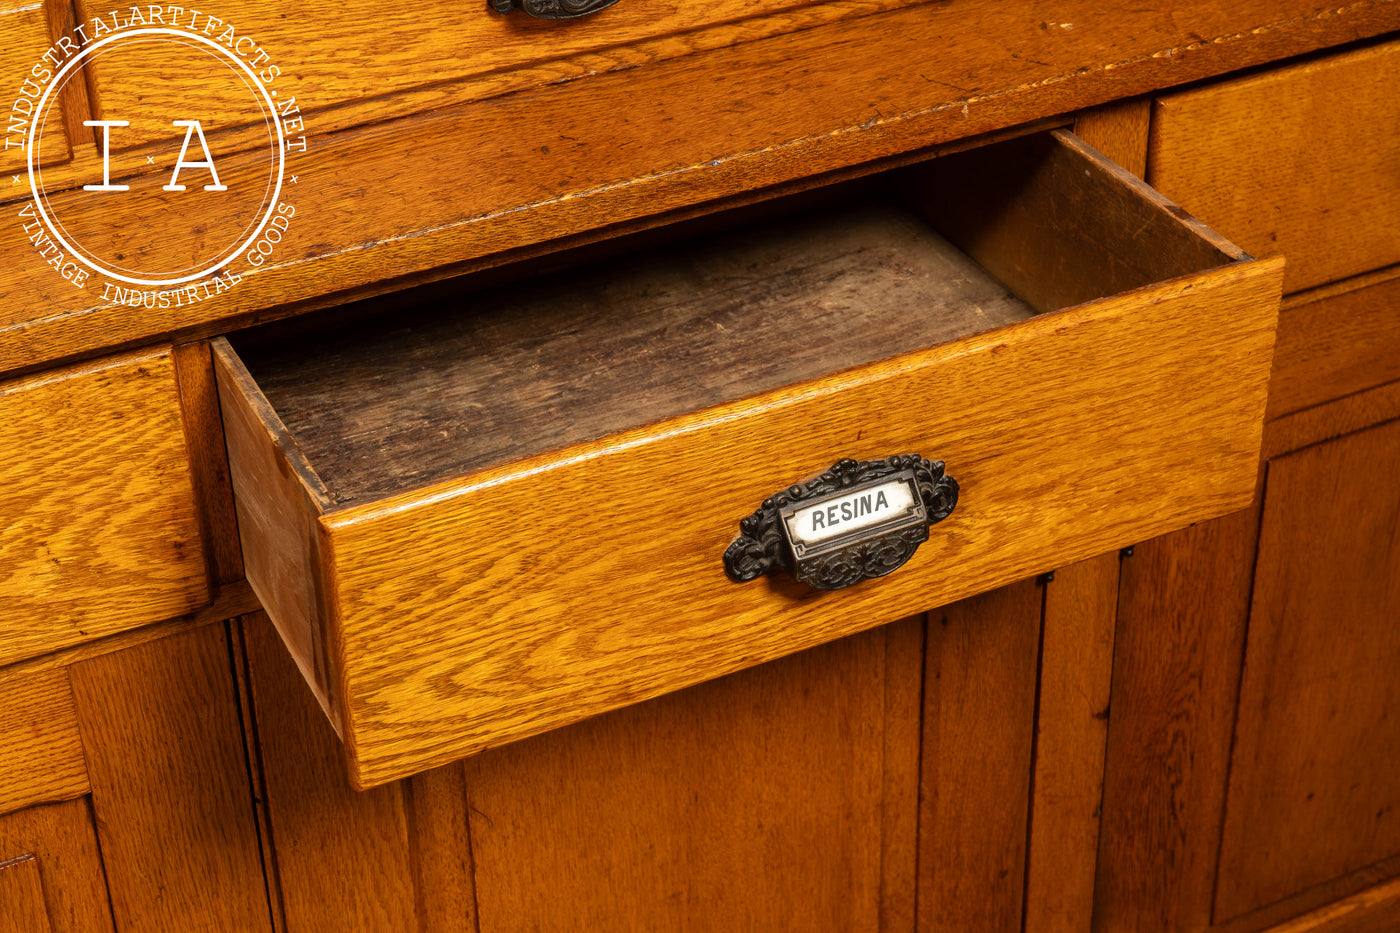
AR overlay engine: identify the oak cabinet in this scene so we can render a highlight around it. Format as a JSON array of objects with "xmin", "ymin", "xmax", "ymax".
[{"xmin": 1, "ymin": 5, "xmax": 1399, "ymax": 932}]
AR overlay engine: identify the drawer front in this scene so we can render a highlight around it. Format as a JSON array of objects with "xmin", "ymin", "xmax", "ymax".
[
  {"xmin": 1150, "ymin": 39, "xmax": 1400, "ymax": 295},
  {"xmin": 216, "ymin": 131, "xmax": 1283, "ymax": 787},
  {"xmin": 0, "ymin": 5, "xmax": 73, "ymax": 180},
  {"xmin": 0, "ymin": 349, "xmax": 209, "ymax": 663}
]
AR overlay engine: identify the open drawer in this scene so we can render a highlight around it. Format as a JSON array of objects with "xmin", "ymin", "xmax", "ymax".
[{"xmin": 214, "ymin": 129, "xmax": 1282, "ymax": 788}]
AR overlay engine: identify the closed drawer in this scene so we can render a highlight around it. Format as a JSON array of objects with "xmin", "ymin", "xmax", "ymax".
[
  {"xmin": 214, "ymin": 129, "xmax": 1282, "ymax": 788},
  {"xmin": 0, "ymin": 348, "xmax": 210, "ymax": 663},
  {"xmin": 1150, "ymin": 39, "xmax": 1400, "ymax": 294}
]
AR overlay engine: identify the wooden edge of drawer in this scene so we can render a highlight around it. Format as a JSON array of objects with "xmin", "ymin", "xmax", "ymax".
[
  {"xmin": 0, "ymin": 668, "xmax": 89, "ymax": 817},
  {"xmin": 320, "ymin": 256, "xmax": 1281, "ymax": 788},
  {"xmin": 0, "ymin": 346, "xmax": 210, "ymax": 664},
  {"xmin": 212, "ymin": 339, "xmax": 345, "ymax": 732}
]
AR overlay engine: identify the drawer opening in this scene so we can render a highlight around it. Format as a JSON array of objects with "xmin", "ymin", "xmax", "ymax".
[
  {"xmin": 212, "ymin": 126, "xmax": 1278, "ymax": 787},
  {"xmin": 224, "ymin": 129, "xmax": 1245, "ymax": 510}
]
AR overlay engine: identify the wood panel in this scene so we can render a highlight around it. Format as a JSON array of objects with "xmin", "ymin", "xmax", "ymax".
[
  {"xmin": 0, "ymin": 799, "xmax": 115, "ymax": 933},
  {"xmin": 0, "ymin": 4, "xmax": 72, "ymax": 177},
  {"xmin": 0, "ymin": 855, "xmax": 52, "ymax": 933},
  {"xmin": 69, "ymin": 624, "xmax": 272, "ymax": 933},
  {"xmin": 313, "ymin": 254, "xmax": 1277, "ymax": 787},
  {"xmin": 1024, "ymin": 554, "xmax": 1119, "ymax": 933},
  {"xmin": 463, "ymin": 620, "xmax": 921, "ymax": 932},
  {"xmin": 242, "ymin": 612, "xmax": 422, "ymax": 932},
  {"xmin": 1093, "ymin": 503, "xmax": 1264, "ymax": 933},
  {"xmin": 0, "ymin": 348, "xmax": 209, "ymax": 664},
  {"xmin": 917, "ymin": 579, "xmax": 1041, "ymax": 933},
  {"xmin": 0, "ymin": 668, "xmax": 88, "ymax": 817},
  {"xmin": 1215, "ymin": 419, "xmax": 1400, "ymax": 922},
  {"xmin": 1151, "ymin": 40, "xmax": 1400, "ymax": 294},
  {"xmin": 1268, "ymin": 266, "xmax": 1400, "ymax": 420},
  {"xmin": 2, "ymin": 0, "xmax": 1387, "ymax": 374},
  {"xmin": 1074, "ymin": 98, "xmax": 1152, "ymax": 179}
]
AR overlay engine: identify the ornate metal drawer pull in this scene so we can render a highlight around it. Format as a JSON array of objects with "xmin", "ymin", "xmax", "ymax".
[
  {"xmin": 490, "ymin": 0, "xmax": 620, "ymax": 19},
  {"xmin": 723, "ymin": 454, "xmax": 959, "ymax": 591}
]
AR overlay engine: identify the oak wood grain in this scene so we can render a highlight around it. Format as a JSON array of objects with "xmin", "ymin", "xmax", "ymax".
[
  {"xmin": 1093, "ymin": 503, "xmax": 1265, "ymax": 933},
  {"xmin": 322, "ymin": 255, "xmax": 1278, "ymax": 787},
  {"xmin": 910, "ymin": 130, "xmax": 1241, "ymax": 315},
  {"xmin": 1150, "ymin": 39, "xmax": 1400, "ymax": 294},
  {"xmin": 1, "ymin": 0, "xmax": 1385, "ymax": 375},
  {"xmin": 1265, "ymin": 378, "xmax": 1400, "ymax": 461},
  {"xmin": 68, "ymin": 625, "xmax": 272, "ymax": 933},
  {"xmin": 463, "ymin": 623, "xmax": 910, "ymax": 932},
  {"xmin": 0, "ymin": 799, "xmax": 115, "ymax": 933},
  {"xmin": 0, "ymin": 854, "xmax": 51, "ymax": 933},
  {"xmin": 1073, "ymin": 98, "xmax": 1152, "ymax": 180},
  {"xmin": 174, "ymin": 340, "xmax": 245, "ymax": 585},
  {"xmin": 1268, "ymin": 265, "xmax": 1400, "ymax": 420},
  {"xmin": 1024, "ymin": 554, "xmax": 1119, "ymax": 933},
  {"xmin": 0, "ymin": 669, "xmax": 88, "ymax": 818},
  {"xmin": 1215, "ymin": 419, "xmax": 1400, "ymax": 923},
  {"xmin": 0, "ymin": 4, "xmax": 71, "ymax": 178},
  {"xmin": 917, "ymin": 579, "xmax": 1041, "ymax": 933},
  {"xmin": 0, "ymin": 347, "xmax": 209, "ymax": 664},
  {"xmin": 242, "ymin": 613, "xmax": 421, "ymax": 932}
]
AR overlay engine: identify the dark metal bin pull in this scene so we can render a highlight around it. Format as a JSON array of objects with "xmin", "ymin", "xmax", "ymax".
[
  {"xmin": 490, "ymin": 0, "xmax": 620, "ymax": 19},
  {"xmin": 723, "ymin": 454, "xmax": 959, "ymax": 591}
]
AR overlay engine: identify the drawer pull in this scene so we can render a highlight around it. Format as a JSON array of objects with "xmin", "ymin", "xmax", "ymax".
[
  {"xmin": 489, "ymin": 0, "xmax": 620, "ymax": 19},
  {"xmin": 724, "ymin": 455, "xmax": 958, "ymax": 591}
]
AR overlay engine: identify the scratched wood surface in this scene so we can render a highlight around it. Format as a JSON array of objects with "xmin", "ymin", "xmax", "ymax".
[
  {"xmin": 0, "ymin": 348, "xmax": 208, "ymax": 665},
  {"xmin": 0, "ymin": 0, "xmax": 1388, "ymax": 375},
  {"xmin": 1151, "ymin": 39, "xmax": 1400, "ymax": 294},
  {"xmin": 241, "ymin": 199, "xmax": 1034, "ymax": 503}
]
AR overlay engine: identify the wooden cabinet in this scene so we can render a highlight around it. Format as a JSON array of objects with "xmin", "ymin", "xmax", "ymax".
[{"xmin": 2, "ymin": 5, "xmax": 1399, "ymax": 932}]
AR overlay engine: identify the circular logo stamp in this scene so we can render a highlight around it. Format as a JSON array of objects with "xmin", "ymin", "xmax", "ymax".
[{"xmin": 6, "ymin": 7, "xmax": 307, "ymax": 307}]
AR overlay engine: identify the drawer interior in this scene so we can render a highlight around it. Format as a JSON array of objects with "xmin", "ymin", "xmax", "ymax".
[{"xmin": 230, "ymin": 130, "xmax": 1243, "ymax": 508}]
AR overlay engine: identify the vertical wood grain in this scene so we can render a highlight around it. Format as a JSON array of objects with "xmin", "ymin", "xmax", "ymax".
[
  {"xmin": 882, "ymin": 616, "xmax": 926, "ymax": 933},
  {"xmin": 917, "ymin": 579, "xmax": 1042, "ymax": 933},
  {"xmin": 174, "ymin": 341, "xmax": 246, "ymax": 587},
  {"xmin": 0, "ymin": 668, "xmax": 89, "ymax": 817},
  {"xmin": 464, "ymin": 623, "xmax": 912, "ymax": 932},
  {"xmin": 1074, "ymin": 98, "xmax": 1152, "ymax": 179},
  {"xmin": 244, "ymin": 613, "xmax": 482, "ymax": 932},
  {"xmin": 0, "ymin": 799, "xmax": 114, "ymax": 933},
  {"xmin": 68, "ymin": 625, "xmax": 271, "ymax": 933},
  {"xmin": 1024, "ymin": 554, "xmax": 1119, "ymax": 933},
  {"xmin": 0, "ymin": 854, "xmax": 52, "ymax": 933},
  {"xmin": 1092, "ymin": 503, "xmax": 1263, "ymax": 933},
  {"xmin": 1215, "ymin": 419, "xmax": 1400, "ymax": 922}
]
